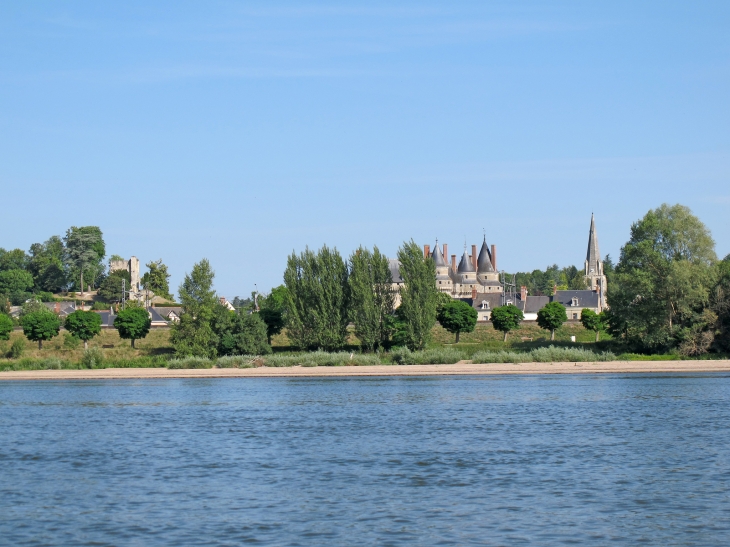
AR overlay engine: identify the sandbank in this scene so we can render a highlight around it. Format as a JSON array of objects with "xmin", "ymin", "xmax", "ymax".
[{"xmin": 1, "ymin": 360, "xmax": 730, "ymax": 380}]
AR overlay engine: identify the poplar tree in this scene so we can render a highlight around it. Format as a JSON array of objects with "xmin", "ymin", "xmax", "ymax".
[
  {"xmin": 396, "ymin": 240, "xmax": 438, "ymax": 350},
  {"xmin": 170, "ymin": 259, "xmax": 219, "ymax": 357},
  {"xmin": 284, "ymin": 245, "xmax": 350, "ymax": 350},
  {"xmin": 349, "ymin": 246, "xmax": 395, "ymax": 352}
]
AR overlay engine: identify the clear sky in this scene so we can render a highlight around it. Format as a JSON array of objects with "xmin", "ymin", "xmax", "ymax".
[{"xmin": 1, "ymin": 1, "xmax": 728, "ymax": 299}]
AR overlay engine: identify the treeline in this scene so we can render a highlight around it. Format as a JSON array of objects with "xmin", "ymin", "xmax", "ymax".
[
  {"xmin": 0, "ymin": 226, "xmax": 172, "ymax": 308},
  {"xmin": 514, "ymin": 264, "xmax": 596, "ymax": 295},
  {"xmin": 170, "ymin": 241, "xmax": 441, "ymax": 358}
]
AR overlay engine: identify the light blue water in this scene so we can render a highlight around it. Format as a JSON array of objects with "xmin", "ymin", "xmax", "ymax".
[{"xmin": 1, "ymin": 374, "xmax": 729, "ymax": 546}]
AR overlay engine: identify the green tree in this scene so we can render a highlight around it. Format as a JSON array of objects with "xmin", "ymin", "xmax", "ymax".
[
  {"xmin": 348, "ymin": 246, "xmax": 395, "ymax": 351},
  {"xmin": 141, "ymin": 259, "xmax": 172, "ymax": 299},
  {"xmin": 284, "ymin": 245, "xmax": 350, "ymax": 350},
  {"xmin": 0, "ymin": 248, "xmax": 29, "ymax": 271},
  {"xmin": 217, "ymin": 311, "xmax": 271, "ymax": 356},
  {"xmin": 21, "ymin": 309, "xmax": 61, "ymax": 349},
  {"xmin": 606, "ymin": 204, "xmax": 717, "ymax": 352},
  {"xmin": 28, "ymin": 236, "xmax": 67, "ymax": 293},
  {"xmin": 0, "ymin": 269, "xmax": 34, "ymax": 304},
  {"xmin": 0, "ymin": 313, "xmax": 13, "ymax": 340},
  {"xmin": 537, "ymin": 302, "xmax": 568, "ymax": 340},
  {"xmin": 395, "ymin": 240, "xmax": 438, "ymax": 350},
  {"xmin": 257, "ymin": 285, "xmax": 288, "ymax": 343},
  {"xmin": 114, "ymin": 307, "xmax": 151, "ymax": 348},
  {"xmin": 580, "ymin": 309, "xmax": 606, "ymax": 342},
  {"xmin": 437, "ymin": 300, "xmax": 478, "ymax": 343},
  {"xmin": 64, "ymin": 226, "xmax": 104, "ymax": 295},
  {"xmin": 170, "ymin": 259, "xmax": 218, "ymax": 357},
  {"xmin": 64, "ymin": 310, "xmax": 102, "ymax": 349},
  {"xmin": 98, "ymin": 269, "xmax": 131, "ymax": 303},
  {"xmin": 712, "ymin": 255, "xmax": 730, "ymax": 352},
  {"xmin": 490, "ymin": 304, "xmax": 524, "ymax": 342}
]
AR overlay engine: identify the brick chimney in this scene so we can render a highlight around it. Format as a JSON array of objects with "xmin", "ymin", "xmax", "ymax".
[
  {"xmin": 424, "ymin": 244, "xmax": 430, "ymax": 259},
  {"xmin": 471, "ymin": 287, "xmax": 477, "ymax": 299},
  {"xmin": 553, "ymin": 284, "xmax": 558, "ymax": 296},
  {"xmin": 471, "ymin": 244, "xmax": 477, "ymax": 270},
  {"xmin": 451, "ymin": 255, "xmax": 456, "ymax": 272},
  {"xmin": 443, "ymin": 244, "xmax": 448, "ymax": 263},
  {"xmin": 220, "ymin": 297, "xmax": 226, "ymax": 305},
  {"xmin": 520, "ymin": 286, "xmax": 527, "ymax": 301},
  {"xmin": 55, "ymin": 302, "xmax": 60, "ymax": 314},
  {"xmin": 491, "ymin": 245, "xmax": 497, "ymax": 271}
]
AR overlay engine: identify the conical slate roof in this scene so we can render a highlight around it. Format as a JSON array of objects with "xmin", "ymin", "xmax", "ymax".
[
  {"xmin": 431, "ymin": 244, "xmax": 447, "ymax": 267},
  {"xmin": 477, "ymin": 238, "xmax": 494, "ymax": 272},
  {"xmin": 457, "ymin": 250, "xmax": 476, "ymax": 273},
  {"xmin": 586, "ymin": 214, "xmax": 601, "ymax": 270}
]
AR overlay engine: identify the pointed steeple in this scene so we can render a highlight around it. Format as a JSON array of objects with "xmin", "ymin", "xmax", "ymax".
[
  {"xmin": 457, "ymin": 250, "xmax": 476, "ymax": 273},
  {"xmin": 431, "ymin": 242, "xmax": 447, "ymax": 267},
  {"xmin": 585, "ymin": 213, "xmax": 601, "ymax": 275},
  {"xmin": 477, "ymin": 235, "xmax": 494, "ymax": 273}
]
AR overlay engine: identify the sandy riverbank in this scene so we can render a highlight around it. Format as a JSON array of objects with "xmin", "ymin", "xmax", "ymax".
[{"xmin": 1, "ymin": 360, "xmax": 730, "ymax": 380}]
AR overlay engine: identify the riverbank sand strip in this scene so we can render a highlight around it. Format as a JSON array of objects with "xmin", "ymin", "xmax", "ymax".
[{"xmin": 2, "ymin": 361, "xmax": 730, "ymax": 380}]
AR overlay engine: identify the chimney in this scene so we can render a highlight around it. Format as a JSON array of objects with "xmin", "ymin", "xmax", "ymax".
[
  {"xmin": 451, "ymin": 255, "xmax": 456, "ymax": 272},
  {"xmin": 424, "ymin": 244, "xmax": 430, "ymax": 259},
  {"xmin": 471, "ymin": 245, "xmax": 477, "ymax": 270},
  {"xmin": 553, "ymin": 284, "xmax": 558, "ymax": 296},
  {"xmin": 220, "ymin": 297, "xmax": 226, "ymax": 305},
  {"xmin": 520, "ymin": 286, "xmax": 527, "ymax": 301},
  {"xmin": 443, "ymin": 244, "xmax": 448, "ymax": 263},
  {"xmin": 471, "ymin": 287, "xmax": 477, "ymax": 299},
  {"xmin": 55, "ymin": 302, "xmax": 60, "ymax": 314},
  {"xmin": 490, "ymin": 245, "xmax": 497, "ymax": 271}
]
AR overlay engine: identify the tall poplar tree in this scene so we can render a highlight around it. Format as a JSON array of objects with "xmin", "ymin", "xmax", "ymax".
[
  {"xmin": 284, "ymin": 245, "xmax": 350, "ymax": 350},
  {"xmin": 349, "ymin": 246, "xmax": 395, "ymax": 352},
  {"xmin": 396, "ymin": 240, "xmax": 438, "ymax": 350},
  {"xmin": 170, "ymin": 259, "xmax": 219, "ymax": 357}
]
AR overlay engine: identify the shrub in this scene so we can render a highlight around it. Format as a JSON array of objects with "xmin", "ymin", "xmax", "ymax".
[
  {"xmin": 471, "ymin": 350, "xmax": 528, "ymax": 364},
  {"xmin": 81, "ymin": 347, "xmax": 104, "ymax": 369},
  {"xmin": 63, "ymin": 332, "xmax": 81, "ymax": 349},
  {"xmin": 530, "ymin": 345, "xmax": 615, "ymax": 362},
  {"xmin": 9, "ymin": 338, "xmax": 25, "ymax": 359},
  {"xmin": 0, "ymin": 313, "xmax": 13, "ymax": 340},
  {"xmin": 389, "ymin": 347, "xmax": 465, "ymax": 365},
  {"xmin": 215, "ymin": 355, "xmax": 257, "ymax": 368},
  {"xmin": 167, "ymin": 357, "xmax": 213, "ymax": 369}
]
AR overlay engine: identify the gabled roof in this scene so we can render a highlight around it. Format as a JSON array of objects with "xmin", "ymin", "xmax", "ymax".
[
  {"xmin": 477, "ymin": 239, "xmax": 494, "ymax": 273},
  {"xmin": 431, "ymin": 244, "xmax": 447, "ymax": 267},
  {"xmin": 457, "ymin": 250, "xmax": 475, "ymax": 273},
  {"xmin": 553, "ymin": 290, "xmax": 599, "ymax": 308}
]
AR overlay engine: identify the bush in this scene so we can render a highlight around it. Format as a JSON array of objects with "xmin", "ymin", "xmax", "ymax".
[
  {"xmin": 81, "ymin": 347, "xmax": 104, "ymax": 369},
  {"xmin": 389, "ymin": 347, "xmax": 465, "ymax": 365},
  {"xmin": 167, "ymin": 357, "xmax": 214, "ymax": 369},
  {"xmin": 8, "ymin": 338, "xmax": 25, "ymax": 359},
  {"xmin": 0, "ymin": 313, "xmax": 13, "ymax": 340},
  {"xmin": 530, "ymin": 345, "xmax": 615, "ymax": 362},
  {"xmin": 471, "ymin": 350, "xmax": 528, "ymax": 363},
  {"xmin": 63, "ymin": 332, "xmax": 81, "ymax": 349},
  {"xmin": 261, "ymin": 351, "xmax": 382, "ymax": 367},
  {"xmin": 215, "ymin": 355, "xmax": 258, "ymax": 368}
]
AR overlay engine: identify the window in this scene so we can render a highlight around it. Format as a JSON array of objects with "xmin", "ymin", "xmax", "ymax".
[
  {"xmin": 572, "ymin": 297, "xmax": 579, "ymax": 307},
  {"xmin": 573, "ymin": 313, "xmax": 578, "ymax": 319}
]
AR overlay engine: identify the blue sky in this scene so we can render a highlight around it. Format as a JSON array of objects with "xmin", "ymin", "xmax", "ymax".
[{"xmin": 1, "ymin": 1, "xmax": 728, "ymax": 298}]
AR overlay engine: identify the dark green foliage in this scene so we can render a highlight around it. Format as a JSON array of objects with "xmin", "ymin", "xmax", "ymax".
[
  {"xmin": 490, "ymin": 304, "xmax": 524, "ymax": 341},
  {"xmin": 284, "ymin": 245, "xmax": 350, "ymax": 350},
  {"xmin": 0, "ymin": 269, "xmax": 34, "ymax": 304},
  {"xmin": 396, "ymin": 240, "xmax": 438, "ymax": 350},
  {"xmin": 258, "ymin": 285, "xmax": 288, "ymax": 343},
  {"xmin": 0, "ymin": 313, "xmax": 13, "ymax": 340},
  {"xmin": 437, "ymin": 300, "xmax": 478, "ymax": 343},
  {"xmin": 348, "ymin": 246, "xmax": 395, "ymax": 351},
  {"xmin": 217, "ymin": 313, "xmax": 272, "ymax": 356},
  {"xmin": 114, "ymin": 307, "xmax": 151, "ymax": 348},
  {"xmin": 141, "ymin": 259, "xmax": 172, "ymax": 299},
  {"xmin": 63, "ymin": 332, "xmax": 81, "ymax": 349},
  {"xmin": 64, "ymin": 226, "xmax": 105, "ymax": 293},
  {"xmin": 607, "ymin": 204, "xmax": 717, "ymax": 353},
  {"xmin": 170, "ymin": 259, "xmax": 218, "ymax": 357},
  {"xmin": 21, "ymin": 309, "xmax": 61, "ymax": 349},
  {"xmin": 64, "ymin": 310, "xmax": 102, "ymax": 349},
  {"xmin": 580, "ymin": 309, "xmax": 606, "ymax": 341},
  {"xmin": 537, "ymin": 302, "xmax": 568, "ymax": 340},
  {"xmin": 712, "ymin": 255, "xmax": 730, "ymax": 352},
  {"xmin": 514, "ymin": 264, "xmax": 586, "ymax": 295},
  {"xmin": 28, "ymin": 237, "xmax": 67, "ymax": 293},
  {"xmin": 98, "ymin": 269, "xmax": 131, "ymax": 303},
  {"xmin": 0, "ymin": 248, "xmax": 29, "ymax": 271},
  {"xmin": 9, "ymin": 338, "xmax": 25, "ymax": 358}
]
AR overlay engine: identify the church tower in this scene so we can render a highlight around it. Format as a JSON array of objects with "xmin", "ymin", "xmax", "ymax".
[{"xmin": 584, "ymin": 214, "xmax": 607, "ymax": 309}]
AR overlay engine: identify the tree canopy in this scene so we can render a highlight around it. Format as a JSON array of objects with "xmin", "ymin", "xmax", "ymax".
[
  {"xmin": 64, "ymin": 310, "xmax": 102, "ymax": 349},
  {"xmin": 490, "ymin": 304, "xmax": 524, "ymax": 341},
  {"xmin": 437, "ymin": 300, "xmax": 477, "ymax": 343},
  {"xmin": 537, "ymin": 302, "xmax": 567, "ymax": 340},
  {"xmin": 98, "ymin": 269, "xmax": 131, "ymax": 303},
  {"xmin": 0, "ymin": 313, "xmax": 13, "ymax": 340},
  {"xmin": 141, "ymin": 259, "xmax": 172, "ymax": 299},
  {"xmin": 64, "ymin": 226, "xmax": 105, "ymax": 294},
  {"xmin": 114, "ymin": 307, "xmax": 151, "ymax": 348},
  {"xmin": 395, "ymin": 240, "xmax": 438, "ymax": 350},
  {"xmin": 170, "ymin": 259, "xmax": 218, "ymax": 357},
  {"xmin": 21, "ymin": 309, "xmax": 61, "ymax": 349},
  {"xmin": 580, "ymin": 309, "xmax": 606, "ymax": 341}
]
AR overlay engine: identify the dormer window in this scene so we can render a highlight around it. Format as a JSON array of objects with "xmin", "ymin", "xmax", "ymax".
[
  {"xmin": 572, "ymin": 297, "xmax": 579, "ymax": 307},
  {"xmin": 480, "ymin": 301, "xmax": 489, "ymax": 310}
]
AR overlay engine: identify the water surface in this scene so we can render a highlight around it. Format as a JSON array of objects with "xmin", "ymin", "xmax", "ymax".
[{"xmin": 1, "ymin": 374, "xmax": 729, "ymax": 546}]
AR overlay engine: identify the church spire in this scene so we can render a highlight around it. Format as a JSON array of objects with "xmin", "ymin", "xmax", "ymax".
[{"xmin": 585, "ymin": 213, "xmax": 601, "ymax": 275}]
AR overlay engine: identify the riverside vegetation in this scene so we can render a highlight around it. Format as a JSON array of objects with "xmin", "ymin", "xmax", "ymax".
[{"xmin": 2, "ymin": 203, "xmax": 730, "ymax": 371}]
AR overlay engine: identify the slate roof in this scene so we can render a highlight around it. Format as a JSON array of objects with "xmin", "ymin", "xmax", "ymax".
[
  {"xmin": 476, "ymin": 239, "xmax": 494, "ymax": 273},
  {"xmin": 457, "ymin": 251, "xmax": 475, "ymax": 273},
  {"xmin": 388, "ymin": 259, "xmax": 403, "ymax": 283},
  {"xmin": 431, "ymin": 245, "xmax": 447, "ymax": 267},
  {"xmin": 553, "ymin": 290, "xmax": 600, "ymax": 309},
  {"xmin": 586, "ymin": 214, "xmax": 601, "ymax": 271}
]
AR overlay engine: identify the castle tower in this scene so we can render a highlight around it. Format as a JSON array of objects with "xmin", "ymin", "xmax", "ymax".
[
  {"xmin": 431, "ymin": 242, "xmax": 453, "ymax": 294},
  {"xmin": 584, "ymin": 214, "xmax": 607, "ymax": 309}
]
